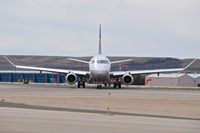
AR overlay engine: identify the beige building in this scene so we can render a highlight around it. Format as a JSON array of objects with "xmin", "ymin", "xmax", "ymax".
[
  {"xmin": 196, "ymin": 77, "xmax": 200, "ymax": 87},
  {"xmin": 145, "ymin": 73, "xmax": 195, "ymax": 87},
  {"xmin": 189, "ymin": 74, "xmax": 200, "ymax": 87}
]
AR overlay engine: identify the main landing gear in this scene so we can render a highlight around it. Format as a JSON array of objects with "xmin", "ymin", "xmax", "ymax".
[
  {"xmin": 77, "ymin": 81, "xmax": 85, "ymax": 88},
  {"xmin": 113, "ymin": 81, "xmax": 121, "ymax": 88}
]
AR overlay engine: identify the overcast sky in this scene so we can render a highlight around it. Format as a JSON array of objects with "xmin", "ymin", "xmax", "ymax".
[{"xmin": 0, "ymin": 0, "xmax": 199, "ymax": 58}]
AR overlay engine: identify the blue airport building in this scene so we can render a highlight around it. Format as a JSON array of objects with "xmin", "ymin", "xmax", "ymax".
[{"xmin": 0, "ymin": 71, "xmax": 66, "ymax": 83}]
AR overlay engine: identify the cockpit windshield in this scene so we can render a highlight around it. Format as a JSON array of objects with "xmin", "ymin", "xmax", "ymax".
[
  {"xmin": 97, "ymin": 60, "xmax": 109, "ymax": 64},
  {"xmin": 91, "ymin": 60, "xmax": 109, "ymax": 64},
  {"xmin": 91, "ymin": 60, "xmax": 95, "ymax": 64}
]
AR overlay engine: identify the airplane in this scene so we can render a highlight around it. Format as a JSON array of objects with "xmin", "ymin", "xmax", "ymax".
[{"xmin": 4, "ymin": 25, "xmax": 197, "ymax": 89}]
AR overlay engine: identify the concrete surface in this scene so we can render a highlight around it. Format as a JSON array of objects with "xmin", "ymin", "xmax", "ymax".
[
  {"xmin": 0, "ymin": 107, "xmax": 200, "ymax": 133},
  {"xmin": 0, "ymin": 84, "xmax": 200, "ymax": 119},
  {"xmin": 0, "ymin": 83, "xmax": 200, "ymax": 133}
]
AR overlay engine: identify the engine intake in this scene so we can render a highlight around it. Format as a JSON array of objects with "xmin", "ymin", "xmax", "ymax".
[
  {"xmin": 66, "ymin": 73, "xmax": 77, "ymax": 84},
  {"xmin": 122, "ymin": 74, "xmax": 134, "ymax": 85}
]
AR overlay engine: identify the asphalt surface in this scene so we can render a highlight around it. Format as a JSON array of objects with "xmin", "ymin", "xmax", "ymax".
[
  {"xmin": 1, "ymin": 107, "xmax": 200, "ymax": 133},
  {"xmin": 0, "ymin": 83, "xmax": 200, "ymax": 133}
]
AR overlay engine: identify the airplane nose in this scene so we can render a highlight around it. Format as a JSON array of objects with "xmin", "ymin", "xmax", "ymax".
[{"xmin": 91, "ymin": 70, "xmax": 109, "ymax": 77}]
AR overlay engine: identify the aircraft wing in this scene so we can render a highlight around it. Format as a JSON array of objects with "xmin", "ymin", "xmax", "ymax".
[
  {"xmin": 111, "ymin": 59, "xmax": 197, "ymax": 76},
  {"xmin": 4, "ymin": 56, "xmax": 89, "ymax": 76},
  {"xmin": 111, "ymin": 68, "xmax": 184, "ymax": 76}
]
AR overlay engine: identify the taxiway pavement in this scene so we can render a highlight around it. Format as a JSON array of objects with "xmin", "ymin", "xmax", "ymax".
[
  {"xmin": 0, "ymin": 83, "xmax": 200, "ymax": 133},
  {"xmin": 1, "ymin": 107, "xmax": 200, "ymax": 133}
]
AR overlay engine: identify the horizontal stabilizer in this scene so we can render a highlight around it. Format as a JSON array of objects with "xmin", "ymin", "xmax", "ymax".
[
  {"xmin": 110, "ymin": 59, "xmax": 132, "ymax": 64},
  {"xmin": 67, "ymin": 58, "xmax": 90, "ymax": 64}
]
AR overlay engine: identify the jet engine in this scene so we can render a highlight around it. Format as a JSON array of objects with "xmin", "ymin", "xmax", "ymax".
[
  {"xmin": 122, "ymin": 74, "xmax": 134, "ymax": 85},
  {"xmin": 66, "ymin": 73, "xmax": 77, "ymax": 84}
]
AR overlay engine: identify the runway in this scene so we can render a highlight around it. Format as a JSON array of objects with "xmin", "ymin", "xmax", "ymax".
[{"xmin": 0, "ymin": 83, "xmax": 200, "ymax": 133}]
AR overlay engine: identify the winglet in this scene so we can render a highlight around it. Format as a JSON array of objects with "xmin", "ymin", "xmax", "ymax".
[
  {"xmin": 3, "ymin": 56, "xmax": 16, "ymax": 67},
  {"xmin": 184, "ymin": 58, "xmax": 197, "ymax": 70}
]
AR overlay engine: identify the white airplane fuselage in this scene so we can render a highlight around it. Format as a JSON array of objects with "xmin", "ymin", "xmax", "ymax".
[{"xmin": 89, "ymin": 55, "xmax": 111, "ymax": 82}]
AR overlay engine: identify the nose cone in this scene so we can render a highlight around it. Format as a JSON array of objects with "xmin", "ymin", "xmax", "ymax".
[
  {"xmin": 91, "ymin": 70, "xmax": 109, "ymax": 79},
  {"xmin": 91, "ymin": 70, "xmax": 109, "ymax": 75}
]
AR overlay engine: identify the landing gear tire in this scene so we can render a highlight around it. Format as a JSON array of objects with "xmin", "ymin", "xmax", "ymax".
[
  {"xmin": 104, "ymin": 83, "xmax": 107, "ymax": 87},
  {"xmin": 77, "ymin": 81, "xmax": 85, "ymax": 88},
  {"xmin": 114, "ymin": 82, "xmax": 117, "ymax": 88},
  {"xmin": 77, "ymin": 82, "xmax": 81, "ymax": 88},
  {"xmin": 118, "ymin": 82, "xmax": 121, "ymax": 88},
  {"xmin": 97, "ymin": 85, "xmax": 102, "ymax": 89},
  {"xmin": 113, "ymin": 82, "xmax": 121, "ymax": 88},
  {"xmin": 82, "ymin": 81, "xmax": 85, "ymax": 88}
]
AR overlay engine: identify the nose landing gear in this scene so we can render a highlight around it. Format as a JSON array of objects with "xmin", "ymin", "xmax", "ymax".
[{"xmin": 96, "ymin": 85, "xmax": 102, "ymax": 89}]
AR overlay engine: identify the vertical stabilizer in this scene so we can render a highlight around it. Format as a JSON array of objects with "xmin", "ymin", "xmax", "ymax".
[{"xmin": 98, "ymin": 24, "xmax": 102, "ymax": 55}]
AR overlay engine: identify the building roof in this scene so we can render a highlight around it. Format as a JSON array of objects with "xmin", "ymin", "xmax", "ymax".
[
  {"xmin": 147, "ymin": 73, "xmax": 188, "ymax": 78},
  {"xmin": 188, "ymin": 74, "xmax": 200, "ymax": 78}
]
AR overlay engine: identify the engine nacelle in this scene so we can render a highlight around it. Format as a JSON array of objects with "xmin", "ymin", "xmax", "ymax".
[
  {"xmin": 66, "ymin": 73, "xmax": 77, "ymax": 84},
  {"xmin": 122, "ymin": 74, "xmax": 134, "ymax": 85}
]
